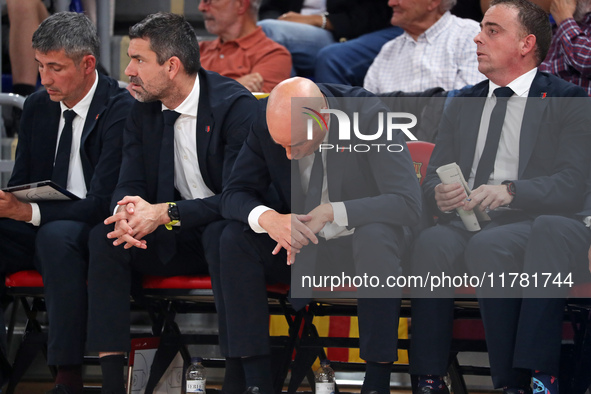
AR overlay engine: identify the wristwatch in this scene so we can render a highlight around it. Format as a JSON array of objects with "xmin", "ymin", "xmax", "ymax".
[
  {"xmin": 165, "ymin": 202, "xmax": 180, "ymax": 230},
  {"xmin": 502, "ymin": 181, "xmax": 516, "ymax": 197}
]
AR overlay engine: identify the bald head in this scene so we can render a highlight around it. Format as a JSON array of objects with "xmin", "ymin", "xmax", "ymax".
[{"xmin": 267, "ymin": 77, "xmax": 328, "ymax": 160}]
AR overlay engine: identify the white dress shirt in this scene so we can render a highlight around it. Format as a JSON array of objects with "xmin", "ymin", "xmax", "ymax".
[
  {"xmin": 364, "ymin": 12, "xmax": 485, "ymax": 94},
  {"xmin": 29, "ymin": 70, "xmax": 99, "ymax": 226},
  {"xmin": 300, "ymin": 0, "xmax": 326, "ymax": 15},
  {"xmin": 162, "ymin": 76, "xmax": 215, "ymax": 202},
  {"xmin": 467, "ymin": 68, "xmax": 537, "ymax": 189}
]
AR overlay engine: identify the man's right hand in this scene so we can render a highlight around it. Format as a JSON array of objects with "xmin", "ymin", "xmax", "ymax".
[
  {"xmin": 551, "ymin": 0, "xmax": 576, "ymax": 25},
  {"xmin": 258, "ymin": 210, "xmax": 318, "ymax": 265},
  {"xmin": 434, "ymin": 182, "xmax": 467, "ymax": 213}
]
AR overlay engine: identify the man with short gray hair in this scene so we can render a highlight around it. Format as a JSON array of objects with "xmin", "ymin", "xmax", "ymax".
[
  {"xmin": 0, "ymin": 11, "xmax": 133, "ymax": 394},
  {"xmin": 198, "ymin": 0, "xmax": 292, "ymax": 92},
  {"xmin": 364, "ymin": 0, "xmax": 485, "ymax": 93}
]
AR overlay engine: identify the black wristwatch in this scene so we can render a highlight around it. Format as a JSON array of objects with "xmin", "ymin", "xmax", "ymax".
[
  {"xmin": 502, "ymin": 181, "xmax": 516, "ymax": 197},
  {"xmin": 167, "ymin": 202, "xmax": 180, "ymax": 221}
]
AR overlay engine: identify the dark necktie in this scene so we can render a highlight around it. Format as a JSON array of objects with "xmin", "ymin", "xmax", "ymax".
[
  {"xmin": 157, "ymin": 110, "xmax": 180, "ymax": 265},
  {"xmin": 304, "ymin": 150, "xmax": 324, "ymax": 213},
  {"xmin": 473, "ymin": 86, "xmax": 514, "ymax": 188},
  {"xmin": 52, "ymin": 109, "xmax": 77, "ymax": 187},
  {"xmin": 157, "ymin": 110, "xmax": 181, "ymax": 203}
]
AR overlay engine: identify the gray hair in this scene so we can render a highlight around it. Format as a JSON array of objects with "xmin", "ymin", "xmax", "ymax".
[
  {"xmin": 32, "ymin": 11, "xmax": 99, "ymax": 64},
  {"xmin": 249, "ymin": 0, "xmax": 263, "ymax": 20},
  {"xmin": 439, "ymin": 0, "xmax": 458, "ymax": 13},
  {"xmin": 129, "ymin": 12, "xmax": 200, "ymax": 75}
]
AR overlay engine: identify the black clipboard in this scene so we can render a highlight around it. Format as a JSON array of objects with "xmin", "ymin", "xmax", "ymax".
[{"xmin": 3, "ymin": 180, "xmax": 81, "ymax": 202}]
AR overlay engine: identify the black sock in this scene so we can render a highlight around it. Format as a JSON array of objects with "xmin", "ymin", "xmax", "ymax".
[
  {"xmin": 418, "ymin": 375, "xmax": 447, "ymax": 391},
  {"xmin": 99, "ymin": 354, "xmax": 126, "ymax": 394},
  {"xmin": 362, "ymin": 361, "xmax": 392, "ymax": 393},
  {"xmin": 222, "ymin": 357, "xmax": 245, "ymax": 394},
  {"xmin": 55, "ymin": 364, "xmax": 83, "ymax": 394},
  {"xmin": 242, "ymin": 355, "xmax": 273, "ymax": 394},
  {"xmin": 12, "ymin": 84, "xmax": 36, "ymax": 97}
]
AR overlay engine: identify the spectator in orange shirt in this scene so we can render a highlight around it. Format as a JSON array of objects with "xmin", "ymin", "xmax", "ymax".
[{"xmin": 198, "ymin": 0, "xmax": 292, "ymax": 93}]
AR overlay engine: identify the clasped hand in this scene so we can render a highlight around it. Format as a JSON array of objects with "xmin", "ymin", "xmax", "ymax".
[
  {"xmin": 104, "ymin": 196, "xmax": 168, "ymax": 250},
  {"xmin": 260, "ymin": 203, "xmax": 334, "ymax": 265},
  {"xmin": 435, "ymin": 182, "xmax": 513, "ymax": 213}
]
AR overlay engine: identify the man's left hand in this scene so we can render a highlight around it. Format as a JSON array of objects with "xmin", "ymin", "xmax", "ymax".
[
  {"xmin": 306, "ymin": 203, "xmax": 334, "ymax": 234},
  {"xmin": 105, "ymin": 196, "xmax": 169, "ymax": 248},
  {"xmin": 0, "ymin": 190, "xmax": 32, "ymax": 222},
  {"xmin": 463, "ymin": 184, "xmax": 514, "ymax": 212}
]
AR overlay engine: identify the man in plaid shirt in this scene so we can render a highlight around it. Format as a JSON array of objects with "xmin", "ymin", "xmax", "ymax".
[{"xmin": 538, "ymin": 0, "xmax": 591, "ymax": 95}]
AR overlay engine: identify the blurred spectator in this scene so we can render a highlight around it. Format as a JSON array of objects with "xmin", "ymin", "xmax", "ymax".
[
  {"xmin": 314, "ymin": 26, "xmax": 402, "ymax": 86},
  {"xmin": 316, "ymin": 0, "xmax": 491, "ymax": 87},
  {"xmin": 258, "ymin": 0, "xmax": 394, "ymax": 77},
  {"xmin": 364, "ymin": 0, "xmax": 485, "ymax": 94},
  {"xmin": 6, "ymin": 0, "xmax": 50, "ymax": 98},
  {"xmin": 534, "ymin": 0, "xmax": 591, "ymax": 96},
  {"xmin": 198, "ymin": 0, "xmax": 291, "ymax": 92}
]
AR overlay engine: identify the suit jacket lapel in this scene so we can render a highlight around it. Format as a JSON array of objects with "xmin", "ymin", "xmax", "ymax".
[
  {"xmin": 196, "ymin": 71, "xmax": 214, "ymax": 189},
  {"xmin": 80, "ymin": 74, "xmax": 109, "ymax": 187},
  {"xmin": 459, "ymin": 84, "xmax": 487, "ymax": 175},
  {"xmin": 43, "ymin": 101, "xmax": 62, "ymax": 178},
  {"xmin": 324, "ymin": 94, "xmax": 346, "ymax": 201},
  {"xmin": 326, "ymin": 128, "xmax": 346, "ymax": 202},
  {"xmin": 519, "ymin": 72, "xmax": 549, "ymax": 178}
]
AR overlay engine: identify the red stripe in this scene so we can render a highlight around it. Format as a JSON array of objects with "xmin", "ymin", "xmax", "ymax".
[{"xmin": 327, "ymin": 316, "xmax": 351, "ymax": 362}]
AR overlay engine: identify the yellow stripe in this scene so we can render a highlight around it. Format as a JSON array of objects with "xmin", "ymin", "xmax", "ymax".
[
  {"xmin": 171, "ymin": 0, "xmax": 184, "ymax": 14},
  {"xmin": 396, "ymin": 318, "xmax": 409, "ymax": 364},
  {"xmin": 269, "ymin": 315, "xmax": 289, "ymax": 336}
]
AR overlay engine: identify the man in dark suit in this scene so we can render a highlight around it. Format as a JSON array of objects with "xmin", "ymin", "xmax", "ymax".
[
  {"xmin": 84, "ymin": 12, "xmax": 259, "ymax": 394},
  {"xmin": 0, "ymin": 12, "xmax": 133, "ymax": 394},
  {"xmin": 507, "ymin": 162, "xmax": 591, "ymax": 394},
  {"xmin": 409, "ymin": 0, "xmax": 591, "ymax": 393},
  {"xmin": 212, "ymin": 77, "xmax": 422, "ymax": 393}
]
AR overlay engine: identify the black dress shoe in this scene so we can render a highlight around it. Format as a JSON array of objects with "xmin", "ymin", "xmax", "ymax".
[
  {"xmin": 416, "ymin": 385, "xmax": 450, "ymax": 394},
  {"xmin": 243, "ymin": 387, "xmax": 261, "ymax": 394},
  {"xmin": 46, "ymin": 384, "xmax": 74, "ymax": 394}
]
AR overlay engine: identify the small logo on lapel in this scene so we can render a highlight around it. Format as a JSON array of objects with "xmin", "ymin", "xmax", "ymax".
[
  {"xmin": 541, "ymin": 92, "xmax": 547, "ymax": 99},
  {"xmin": 95, "ymin": 114, "xmax": 99, "ymax": 120},
  {"xmin": 206, "ymin": 125, "xmax": 210, "ymax": 133}
]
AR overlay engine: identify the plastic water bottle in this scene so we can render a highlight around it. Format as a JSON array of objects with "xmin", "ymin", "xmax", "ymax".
[
  {"xmin": 314, "ymin": 359, "xmax": 335, "ymax": 394},
  {"xmin": 185, "ymin": 357, "xmax": 206, "ymax": 393}
]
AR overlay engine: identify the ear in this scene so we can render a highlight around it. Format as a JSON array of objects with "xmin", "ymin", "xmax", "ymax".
[
  {"xmin": 520, "ymin": 33, "xmax": 537, "ymax": 57},
  {"xmin": 428, "ymin": 0, "xmax": 442, "ymax": 12},
  {"xmin": 167, "ymin": 56, "xmax": 182, "ymax": 80},
  {"xmin": 237, "ymin": 0, "xmax": 249, "ymax": 15},
  {"xmin": 81, "ymin": 55, "xmax": 96, "ymax": 75}
]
